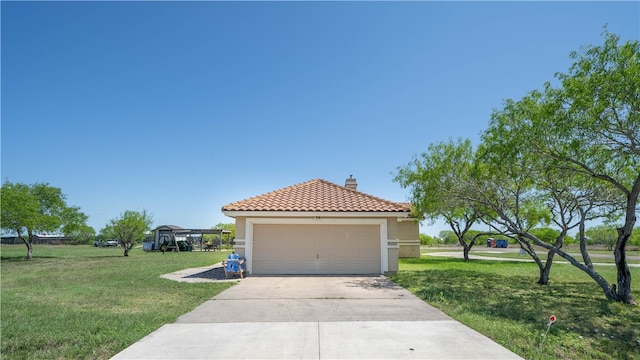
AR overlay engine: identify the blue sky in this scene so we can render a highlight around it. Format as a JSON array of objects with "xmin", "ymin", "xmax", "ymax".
[{"xmin": 2, "ymin": 1, "xmax": 638, "ymax": 236}]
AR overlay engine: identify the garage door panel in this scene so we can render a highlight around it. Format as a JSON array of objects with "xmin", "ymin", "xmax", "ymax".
[{"xmin": 253, "ymin": 224, "xmax": 380, "ymax": 275}]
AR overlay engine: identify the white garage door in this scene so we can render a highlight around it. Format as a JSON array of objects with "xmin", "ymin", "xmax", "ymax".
[{"xmin": 252, "ymin": 224, "xmax": 381, "ymax": 275}]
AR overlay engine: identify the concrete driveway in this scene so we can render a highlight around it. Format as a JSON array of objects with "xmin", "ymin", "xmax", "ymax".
[{"xmin": 112, "ymin": 276, "xmax": 522, "ymax": 359}]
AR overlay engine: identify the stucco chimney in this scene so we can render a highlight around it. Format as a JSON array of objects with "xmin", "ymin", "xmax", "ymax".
[{"xmin": 344, "ymin": 175, "xmax": 358, "ymax": 190}]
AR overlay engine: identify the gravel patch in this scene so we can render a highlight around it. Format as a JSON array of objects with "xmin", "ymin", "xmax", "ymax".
[
  {"xmin": 161, "ymin": 263, "xmax": 244, "ymax": 283},
  {"xmin": 184, "ymin": 266, "xmax": 229, "ymax": 280}
]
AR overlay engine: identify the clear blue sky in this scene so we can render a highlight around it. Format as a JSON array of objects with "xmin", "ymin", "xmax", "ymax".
[{"xmin": 2, "ymin": 1, "xmax": 638, "ymax": 236}]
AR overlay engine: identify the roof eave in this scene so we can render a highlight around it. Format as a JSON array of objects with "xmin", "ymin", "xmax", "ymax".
[{"xmin": 222, "ymin": 210, "xmax": 411, "ymax": 219}]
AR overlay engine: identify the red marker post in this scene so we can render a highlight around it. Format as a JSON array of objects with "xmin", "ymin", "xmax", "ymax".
[{"xmin": 538, "ymin": 315, "xmax": 557, "ymax": 355}]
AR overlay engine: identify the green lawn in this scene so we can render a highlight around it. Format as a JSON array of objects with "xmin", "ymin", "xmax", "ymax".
[
  {"xmin": 390, "ymin": 257, "xmax": 640, "ymax": 360},
  {"xmin": 1, "ymin": 245, "xmax": 234, "ymax": 359},
  {"xmin": 421, "ymin": 246, "xmax": 640, "ymax": 264},
  {"xmin": 3, "ymin": 245, "xmax": 640, "ymax": 359},
  {"xmin": 468, "ymin": 251, "xmax": 640, "ymax": 264}
]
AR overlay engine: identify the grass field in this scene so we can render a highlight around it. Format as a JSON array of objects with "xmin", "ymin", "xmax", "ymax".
[
  {"xmin": 469, "ymin": 252, "xmax": 640, "ymax": 264},
  {"xmin": 422, "ymin": 246, "xmax": 640, "ymax": 265},
  {"xmin": 390, "ymin": 257, "xmax": 640, "ymax": 360},
  {"xmin": 2, "ymin": 244, "xmax": 640, "ymax": 359},
  {"xmin": 1, "ymin": 245, "xmax": 233, "ymax": 359}
]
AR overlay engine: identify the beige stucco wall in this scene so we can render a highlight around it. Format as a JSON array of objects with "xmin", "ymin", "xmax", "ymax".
[
  {"xmin": 385, "ymin": 217, "xmax": 398, "ymax": 239},
  {"xmin": 386, "ymin": 243, "xmax": 399, "ymax": 274},
  {"xmin": 385, "ymin": 217, "xmax": 400, "ymax": 273},
  {"xmin": 229, "ymin": 215, "xmax": 406, "ymax": 273},
  {"xmin": 235, "ymin": 217, "xmax": 246, "ymax": 239},
  {"xmin": 397, "ymin": 220, "xmax": 420, "ymax": 258},
  {"xmin": 233, "ymin": 217, "xmax": 247, "ymax": 258}
]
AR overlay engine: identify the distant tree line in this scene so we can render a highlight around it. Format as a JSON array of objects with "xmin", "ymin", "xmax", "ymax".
[
  {"xmin": 1, "ymin": 181, "xmax": 235, "ymax": 257},
  {"xmin": 422, "ymin": 226, "xmax": 640, "ymax": 249}
]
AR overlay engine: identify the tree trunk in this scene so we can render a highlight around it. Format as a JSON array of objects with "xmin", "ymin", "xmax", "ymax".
[
  {"xmin": 529, "ymin": 230, "xmax": 565, "ymax": 285},
  {"xmin": 448, "ymin": 217, "xmax": 481, "ymax": 263},
  {"xmin": 560, "ymin": 250, "xmax": 620, "ymax": 301},
  {"xmin": 611, "ymin": 185, "xmax": 638, "ymax": 305},
  {"xmin": 538, "ymin": 268, "xmax": 549, "ymax": 285},
  {"xmin": 540, "ymin": 243, "xmax": 629, "ymax": 303},
  {"xmin": 19, "ymin": 230, "xmax": 34, "ymax": 260},
  {"xmin": 530, "ymin": 251, "xmax": 547, "ymax": 285},
  {"xmin": 515, "ymin": 237, "xmax": 548, "ymax": 284},
  {"xmin": 123, "ymin": 242, "xmax": 133, "ymax": 257},
  {"xmin": 614, "ymin": 229, "xmax": 636, "ymax": 304},
  {"xmin": 462, "ymin": 244, "xmax": 470, "ymax": 261},
  {"xmin": 578, "ymin": 218, "xmax": 593, "ymax": 269},
  {"xmin": 571, "ymin": 255, "xmax": 618, "ymax": 301},
  {"xmin": 538, "ymin": 251, "xmax": 555, "ymax": 285}
]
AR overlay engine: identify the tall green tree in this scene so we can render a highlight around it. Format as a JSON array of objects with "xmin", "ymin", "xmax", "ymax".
[
  {"xmin": 101, "ymin": 210, "xmax": 153, "ymax": 256},
  {"xmin": 65, "ymin": 224, "xmax": 96, "ymax": 245},
  {"xmin": 585, "ymin": 225, "xmax": 618, "ymax": 250},
  {"xmin": 553, "ymin": 30, "xmax": 639, "ymax": 304},
  {"xmin": 1, "ymin": 182, "xmax": 88, "ymax": 259},
  {"xmin": 419, "ymin": 233, "xmax": 438, "ymax": 246},
  {"xmin": 477, "ymin": 92, "xmax": 629, "ymax": 294},
  {"xmin": 465, "ymin": 141, "xmax": 559, "ymax": 284},
  {"xmin": 215, "ymin": 222, "xmax": 235, "ymax": 247},
  {"xmin": 202, "ymin": 223, "xmax": 236, "ymax": 248},
  {"xmin": 479, "ymin": 29, "xmax": 638, "ymax": 303},
  {"xmin": 395, "ymin": 138, "xmax": 487, "ymax": 260},
  {"xmin": 437, "ymin": 230, "xmax": 459, "ymax": 245},
  {"xmin": 529, "ymin": 227, "xmax": 561, "ymax": 243}
]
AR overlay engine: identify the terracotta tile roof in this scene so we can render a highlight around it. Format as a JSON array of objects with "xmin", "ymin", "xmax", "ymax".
[{"xmin": 222, "ymin": 179, "xmax": 411, "ymax": 213}]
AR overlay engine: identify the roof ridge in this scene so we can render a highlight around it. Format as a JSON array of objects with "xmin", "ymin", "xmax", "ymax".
[
  {"xmin": 222, "ymin": 179, "xmax": 317, "ymax": 208},
  {"xmin": 222, "ymin": 178, "xmax": 411, "ymax": 212},
  {"xmin": 254, "ymin": 178, "xmax": 320, "ymax": 197},
  {"xmin": 316, "ymin": 178, "xmax": 407, "ymax": 207}
]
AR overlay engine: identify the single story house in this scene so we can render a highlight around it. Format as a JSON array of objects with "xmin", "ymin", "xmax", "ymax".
[
  {"xmin": 221, "ymin": 177, "xmax": 420, "ymax": 275},
  {"xmin": 1, "ymin": 234, "xmax": 72, "ymax": 245}
]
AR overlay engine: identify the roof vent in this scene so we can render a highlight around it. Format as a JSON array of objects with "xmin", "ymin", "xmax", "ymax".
[{"xmin": 344, "ymin": 175, "xmax": 358, "ymax": 190}]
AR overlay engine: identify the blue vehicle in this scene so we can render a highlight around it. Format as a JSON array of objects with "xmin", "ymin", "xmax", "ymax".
[
  {"xmin": 495, "ymin": 239, "xmax": 509, "ymax": 248},
  {"xmin": 487, "ymin": 238, "xmax": 509, "ymax": 248}
]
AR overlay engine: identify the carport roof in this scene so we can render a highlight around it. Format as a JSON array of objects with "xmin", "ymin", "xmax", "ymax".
[{"xmin": 221, "ymin": 179, "xmax": 411, "ymax": 213}]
